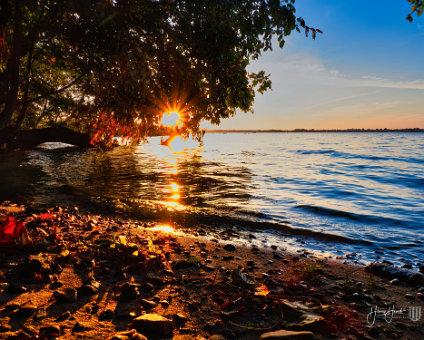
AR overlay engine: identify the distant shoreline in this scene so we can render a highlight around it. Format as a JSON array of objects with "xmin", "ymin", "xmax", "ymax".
[{"xmin": 204, "ymin": 128, "xmax": 424, "ymax": 133}]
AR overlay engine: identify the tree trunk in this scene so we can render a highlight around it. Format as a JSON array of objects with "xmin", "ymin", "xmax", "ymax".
[
  {"xmin": 7, "ymin": 127, "xmax": 92, "ymax": 150},
  {"xmin": 0, "ymin": 5, "xmax": 24, "ymax": 130}
]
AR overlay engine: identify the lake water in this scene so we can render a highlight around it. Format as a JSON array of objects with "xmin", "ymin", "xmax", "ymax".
[{"xmin": 2, "ymin": 132, "xmax": 424, "ymax": 267}]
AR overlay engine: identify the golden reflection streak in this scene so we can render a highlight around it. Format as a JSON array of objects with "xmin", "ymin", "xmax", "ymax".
[{"xmin": 151, "ymin": 224, "xmax": 176, "ymax": 234}]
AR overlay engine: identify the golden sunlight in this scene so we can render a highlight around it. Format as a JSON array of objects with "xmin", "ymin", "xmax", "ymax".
[
  {"xmin": 151, "ymin": 224, "xmax": 176, "ymax": 234},
  {"xmin": 160, "ymin": 111, "xmax": 181, "ymax": 126}
]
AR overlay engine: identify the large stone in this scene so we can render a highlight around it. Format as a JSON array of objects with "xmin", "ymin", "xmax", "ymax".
[
  {"xmin": 260, "ymin": 329, "xmax": 315, "ymax": 340},
  {"xmin": 366, "ymin": 262, "xmax": 424, "ymax": 284},
  {"xmin": 131, "ymin": 313, "xmax": 173, "ymax": 337}
]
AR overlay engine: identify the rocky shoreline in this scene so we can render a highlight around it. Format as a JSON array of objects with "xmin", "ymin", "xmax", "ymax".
[{"xmin": 0, "ymin": 203, "xmax": 423, "ymax": 339}]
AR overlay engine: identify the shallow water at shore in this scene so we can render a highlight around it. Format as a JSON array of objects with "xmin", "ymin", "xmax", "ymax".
[{"xmin": 1, "ymin": 132, "xmax": 424, "ymax": 267}]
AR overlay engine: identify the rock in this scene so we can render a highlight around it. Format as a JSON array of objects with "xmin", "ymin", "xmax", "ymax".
[
  {"xmin": 260, "ymin": 329, "xmax": 315, "ymax": 339},
  {"xmin": 108, "ymin": 329, "xmax": 148, "ymax": 340},
  {"xmin": 419, "ymin": 265, "xmax": 424, "ymax": 274},
  {"xmin": 223, "ymin": 244, "xmax": 236, "ymax": 251},
  {"xmin": 99, "ymin": 309, "xmax": 114, "ymax": 320},
  {"xmin": 78, "ymin": 279, "xmax": 100, "ymax": 296},
  {"xmin": 173, "ymin": 313, "xmax": 188, "ymax": 325},
  {"xmin": 274, "ymin": 252, "xmax": 283, "ymax": 259},
  {"xmin": 366, "ymin": 262, "xmax": 424, "ymax": 284},
  {"xmin": 416, "ymin": 292, "xmax": 424, "ymax": 300},
  {"xmin": 131, "ymin": 313, "xmax": 173, "ymax": 337},
  {"xmin": 39, "ymin": 325, "xmax": 61, "ymax": 338},
  {"xmin": 140, "ymin": 282, "xmax": 154, "ymax": 294},
  {"xmin": 56, "ymin": 310, "xmax": 72, "ymax": 321},
  {"xmin": 247, "ymin": 260, "xmax": 255, "ymax": 267},
  {"xmin": 405, "ymin": 293, "xmax": 415, "ymax": 300},
  {"xmin": 53, "ymin": 287, "xmax": 77, "ymax": 303},
  {"xmin": 140, "ymin": 299, "xmax": 157, "ymax": 309},
  {"xmin": 160, "ymin": 300, "xmax": 169, "ymax": 308},
  {"xmin": 401, "ymin": 264, "xmax": 413, "ymax": 270},
  {"xmin": 13, "ymin": 304, "xmax": 37, "ymax": 318},
  {"xmin": 5, "ymin": 283, "xmax": 27, "ymax": 294},
  {"xmin": 389, "ymin": 278, "xmax": 399, "ymax": 285},
  {"xmin": 72, "ymin": 321, "xmax": 92, "ymax": 332},
  {"xmin": 119, "ymin": 283, "xmax": 139, "ymax": 301},
  {"xmin": 209, "ymin": 335, "xmax": 226, "ymax": 340}
]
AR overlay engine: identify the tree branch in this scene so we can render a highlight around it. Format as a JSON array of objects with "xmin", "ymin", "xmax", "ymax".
[{"xmin": 27, "ymin": 73, "xmax": 86, "ymax": 104}]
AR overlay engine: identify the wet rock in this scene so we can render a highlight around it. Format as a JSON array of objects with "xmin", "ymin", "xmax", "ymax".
[
  {"xmin": 13, "ymin": 303, "xmax": 37, "ymax": 318},
  {"xmin": 119, "ymin": 283, "xmax": 140, "ymax": 301},
  {"xmin": 419, "ymin": 265, "xmax": 424, "ymax": 274},
  {"xmin": 223, "ymin": 244, "xmax": 236, "ymax": 251},
  {"xmin": 53, "ymin": 287, "xmax": 77, "ymax": 303},
  {"xmin": 401, "ymin": 264, "xmax": 413, "ymax": 270},
  {"xmin": 260, "ymin": 329, "xmax": 315, "ymax": 339},
  {"xmin": 366, "ymin": 262, "xmax": 424, "ymax": 284},
  {"xmin": 273, "ymin": 252, "xmax": 283, "ymax": 259},
  {"xmin": 131, "ymin": 313, "xmax": 173, "ymax": 337}
]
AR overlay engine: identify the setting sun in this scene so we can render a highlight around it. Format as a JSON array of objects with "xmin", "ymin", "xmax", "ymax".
[{"xmin": 161, "ymin": 111, "xmax": 181, "ymax": 126}]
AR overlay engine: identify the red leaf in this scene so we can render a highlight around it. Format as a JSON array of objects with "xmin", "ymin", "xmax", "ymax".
[{"xmin": 0, "ymin": 216, "xmax": 27, "ymax": 243}]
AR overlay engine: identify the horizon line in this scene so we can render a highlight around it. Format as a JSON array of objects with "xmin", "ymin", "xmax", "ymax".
[{"xmin": 203, "ymin": 128, "xmax": 424, "ymax": 133}]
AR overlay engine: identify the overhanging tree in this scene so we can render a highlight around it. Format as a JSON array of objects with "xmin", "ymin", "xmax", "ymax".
[{"xmin": 0, "ymin": 0, "xmax": 319, "ymax": 149}]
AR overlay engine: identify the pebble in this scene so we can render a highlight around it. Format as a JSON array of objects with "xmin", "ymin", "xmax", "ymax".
[
  {"xmin": 160, "ymin": 300, "xmax": 169, "ymax": 308},
  {"xmin": 223, "ymin": 244, "xmax": 236, "ymax": 251},
  {"xmin": 260, "ymin": 329, "xmax": 315, "ymax": 339},
  {"xmin": 405, "ymin": 293, "xmax": 414, "ymax": 300},
  {"xmin": 131, "ymin": 313, "xmax": 173, "ymax": 337},
  {"xmin": 53, "ymin": 287, "xmax": 77, "ymax": 303}
]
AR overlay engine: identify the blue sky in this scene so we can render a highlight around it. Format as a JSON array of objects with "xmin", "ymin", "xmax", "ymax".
[{"xmin": 202, "ymin": 0, "xmax": 424, "ymax": 130}]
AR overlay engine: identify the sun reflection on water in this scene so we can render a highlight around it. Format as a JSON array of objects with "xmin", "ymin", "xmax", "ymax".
[{"xmin": 151, "ymin": 224, "xmax": 177, "ymax": 234}]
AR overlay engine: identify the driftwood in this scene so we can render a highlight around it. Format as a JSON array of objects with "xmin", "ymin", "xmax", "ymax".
[{"xmin": 1, "ymin": 127, "xmax": 91, "ymax": 150}]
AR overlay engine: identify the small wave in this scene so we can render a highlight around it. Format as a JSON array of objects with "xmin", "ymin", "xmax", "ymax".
[
  {"xmin": 296, "ymin": 149, "xmax": 336, "ymax": 155},
  {"xmin": 295, "ymin": 204, "xmax": 407, "ymax": 227}
]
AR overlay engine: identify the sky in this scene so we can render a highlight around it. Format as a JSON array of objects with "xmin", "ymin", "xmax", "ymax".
[{"xmin": 201, "ymin": 0, "xmax": 424, "ymax": 130}]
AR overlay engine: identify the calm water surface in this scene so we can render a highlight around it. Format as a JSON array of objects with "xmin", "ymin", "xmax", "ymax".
[{"xmin": 2, "ymin": 132, "xmax": 424, "ymax": 267}]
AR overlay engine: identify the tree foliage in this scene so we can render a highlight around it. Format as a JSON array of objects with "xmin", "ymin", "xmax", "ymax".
[
  {"xmin": 407, "ymin": 0, "xmax": 424, "ymax": 21},
  {"xmin": 0, "ymin": 0, "xmax": 318, "ymax": 148}
]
